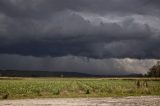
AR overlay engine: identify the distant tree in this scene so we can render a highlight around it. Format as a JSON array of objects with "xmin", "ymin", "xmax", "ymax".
[{"xmin": 148, "ymin": 61, "xmax": 160, "ymax": 77}]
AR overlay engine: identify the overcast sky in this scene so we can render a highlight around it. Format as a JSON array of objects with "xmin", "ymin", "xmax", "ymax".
[{"xmin": 0, "ymin": 0, "xmax": 160, "ymax": 75}]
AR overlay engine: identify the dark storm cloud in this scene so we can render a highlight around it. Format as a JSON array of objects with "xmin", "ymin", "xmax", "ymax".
[
  {"xmin": 0, "ymin": 0, "xmax": 160, "ymax": 59},
  {"xmin": 0, "ymin": 0, "xmax": 159, "ymax": 16},
  {"xmin": 0, "ymin": 0, "xmax": 86, "ymax": 19}
]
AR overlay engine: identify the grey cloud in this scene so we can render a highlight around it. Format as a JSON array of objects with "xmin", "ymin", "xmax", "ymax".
[
  {"xmin": 0, "ymin": 12, "xmax": 157, "ymax": 58},
  {"xmin": 0, "ymin": 0, "xmax": 160, "ymax": 59},
  {"xmin": 0, "ymin": 0, "xmax": 86, "ymax": 19},
  {"xmin": 0, "ymin": 0, "xmax": 160, "ymax": 18},
  {"xmin": 0, "ymin": 54, "xmax": 158, "ymax": 75}
]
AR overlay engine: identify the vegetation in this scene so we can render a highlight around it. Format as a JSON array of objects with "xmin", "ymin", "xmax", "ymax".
[
  {"xmin": 0, "ymin": 77, "xmax": 160, "ymax": 99},
  {"xmin": 148, "ymin": 61, "xmax": 160, "ymax": 77}
]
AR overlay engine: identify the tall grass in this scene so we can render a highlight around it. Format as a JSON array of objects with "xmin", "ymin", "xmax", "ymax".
[{"xmin": 0, "ymin": 78, "xmax": 160, "ymax": 99}]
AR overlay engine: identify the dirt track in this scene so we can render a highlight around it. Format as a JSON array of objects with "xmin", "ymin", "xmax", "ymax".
[{"xmin": 0, "ymin": 96, "xmax": 160, "ymax": 106}]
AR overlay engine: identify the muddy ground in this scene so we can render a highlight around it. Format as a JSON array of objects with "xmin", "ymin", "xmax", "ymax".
[{"xmin": 0, "ymin": 96, "xmax": 160, "ymax": 106}]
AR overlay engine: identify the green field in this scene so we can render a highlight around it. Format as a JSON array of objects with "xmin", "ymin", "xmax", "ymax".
[{"xmin": 0, "ymin": 77, "xmax": 160, "ymax": 99}]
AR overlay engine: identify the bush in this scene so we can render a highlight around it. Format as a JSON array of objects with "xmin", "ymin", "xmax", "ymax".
[
  {"xmin": 0, "ymin": 92, "xmax": 9, "ymax": 99},
  {"xmin": 86, "ymin": 89, "xmax": 90, "ymax": 94}
]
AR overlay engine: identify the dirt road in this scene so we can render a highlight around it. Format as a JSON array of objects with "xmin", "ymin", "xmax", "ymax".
[{"xmin": 0, "ymin": 96, "xmax": 160, "ymax": 106}]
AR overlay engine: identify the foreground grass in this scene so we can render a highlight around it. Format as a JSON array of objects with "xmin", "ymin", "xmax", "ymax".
[{"xmin": 0, "ymin": 77, "xmax": 160, "ymax": 99}]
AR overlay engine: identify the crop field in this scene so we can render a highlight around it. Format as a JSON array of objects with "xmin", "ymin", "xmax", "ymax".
[{"xmin": 0, "ymin": 77, "xmax": 160, "ymax": 99}]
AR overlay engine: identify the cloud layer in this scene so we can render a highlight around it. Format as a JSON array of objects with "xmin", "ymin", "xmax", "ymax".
[
  {"xmin": 0, "ymin": 0, "xmax": 160, "ymax": 74},
  {"xmin": 0, "ymin": 0, "xmax": 160, "ymax": 59},
  {"xmin": 0, "ymin": 54, "xmax": 157, "ymax": 75}
]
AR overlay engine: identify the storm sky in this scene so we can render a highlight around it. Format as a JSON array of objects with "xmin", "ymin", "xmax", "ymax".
[{"xmin": 0, "ymin": 0, "xmax": 160, "ymax": 75}]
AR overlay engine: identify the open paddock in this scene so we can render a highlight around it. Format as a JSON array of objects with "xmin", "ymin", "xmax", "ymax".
[{"xmin": 0, "ymin": 77, "xmax": 160, "ymax": 99}]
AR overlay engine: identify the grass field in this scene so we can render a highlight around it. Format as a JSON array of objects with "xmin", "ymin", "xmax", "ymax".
[{"xmin": 0, "ymin": 77, "xmax": 160, "ymax": 99}]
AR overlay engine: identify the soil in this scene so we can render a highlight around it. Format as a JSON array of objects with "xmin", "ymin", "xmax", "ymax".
[{"xmin": 0, "ymin": 96, "xmax": 160, "ymax": 106}]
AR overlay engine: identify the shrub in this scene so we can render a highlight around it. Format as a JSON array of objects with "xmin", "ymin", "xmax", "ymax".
[
  {"xmin": 86, "ymin": 89, "xmax": 90, "ymax": 94},
  {"xmin": 0, "ymin": 92, "xmax": 9, "ymax": 99}
]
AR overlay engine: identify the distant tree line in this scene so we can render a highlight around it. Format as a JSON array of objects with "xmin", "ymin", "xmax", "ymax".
[{"xmin": 147, "ymin": 61, "xmax": 160, "ymax": 77}]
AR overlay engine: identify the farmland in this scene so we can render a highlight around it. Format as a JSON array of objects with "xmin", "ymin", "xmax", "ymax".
[{"xmin": 0, "ymin": 77, "xmax": 160, "ymax": 99}]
